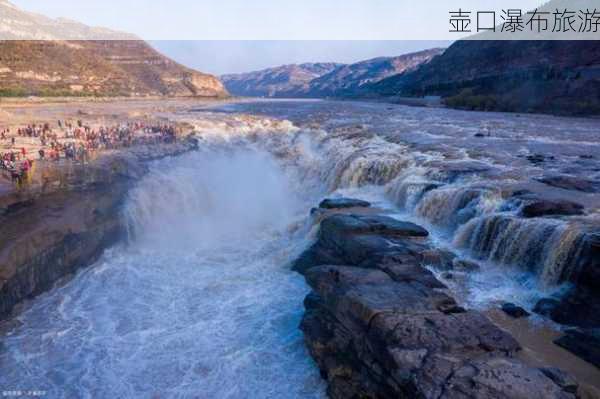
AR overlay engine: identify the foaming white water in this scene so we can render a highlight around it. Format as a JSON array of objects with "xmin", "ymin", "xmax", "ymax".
[
  {"xmin": 124, "ymin": 150, "xmax": 298, "ymax": 251},
  {"xmin": 0, "ymin": 146, "xmax": 326, "ymax": 398}
]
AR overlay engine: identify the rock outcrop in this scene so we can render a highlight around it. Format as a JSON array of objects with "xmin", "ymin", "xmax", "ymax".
[
  {"xmin": 293, "ymin": 203, "xmax": 579, "ymax": 398},
  {"xmin": 514, "ymin": 194, "xmax": 585, "ymax": 218},
  {"xmin": 318, "ymin": 197, "xmax": 371, "ymax": 210}
]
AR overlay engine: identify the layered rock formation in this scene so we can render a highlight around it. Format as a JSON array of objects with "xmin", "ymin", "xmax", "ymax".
[
  {"xmin": 0, "ymin": 139, "xmax": 198, "ymax": 319},
  {"xmin": 293, "ymin": 200, "xmax": 580, "ymax": 398},
  {"xmin": 0, "ymin": 1, "xmax": 228, "ymax": 97}
]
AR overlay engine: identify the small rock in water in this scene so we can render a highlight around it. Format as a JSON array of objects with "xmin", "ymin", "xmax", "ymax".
[
  {"xmin": 501, "ymin": 302, "xmax": 530, "ymax": 318},
  {"xmin": 554, "ymin": 328, "xmax": 600, "ymax": 369},
  {"xmin": 452, "ymin": 258, "xmax": 481, "ymax": 272},
  {"xmin": 474, "ymin": 132, "xmax": 486, "ymax": 138},
  {"xmin": 318, "ymin": 197, "xmax": 371, "ymax": 209}
]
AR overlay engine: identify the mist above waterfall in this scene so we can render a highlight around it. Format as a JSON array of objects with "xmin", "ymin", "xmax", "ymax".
[{"xmin": 123, "ymin": 149, "xmax": 299, "ymax": 251}]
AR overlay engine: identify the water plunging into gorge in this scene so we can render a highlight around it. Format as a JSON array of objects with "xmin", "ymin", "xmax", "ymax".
[{"xmin": 0, "ymin": 147, "xmax": 327, "ymax": 398}]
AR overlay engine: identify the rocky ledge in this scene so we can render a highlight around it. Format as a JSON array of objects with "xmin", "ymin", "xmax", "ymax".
[
  {"xmin": 0, "ymin": 138, "xmax": 198, "ymax": 320},
  {"xmin": 293, "ymin": 200, "xmax": 579, "ymax": 398}
]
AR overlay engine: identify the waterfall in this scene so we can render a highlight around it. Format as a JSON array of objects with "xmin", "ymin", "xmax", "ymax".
[
  {"xmin": 385, "ymin": 168, "xmax": 439, "ymax": 210},
  {"xmin": 1, "ymin": 139, "xmax": 327, "ymax": 398},
  {"xmin": 123, "ymin": 149, "xmax": 299, "ymax": 251},
  {"xmin": 454, "ymin": 214, "xmax": 587, "ymax": 286},
  {"xmin": 415, "ymin": 186, "xmax": 501, "ymax": 228}
]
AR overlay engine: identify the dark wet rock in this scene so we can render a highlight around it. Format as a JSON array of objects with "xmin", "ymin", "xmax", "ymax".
[
  {"xmin": 536, "ymin": 175, "xmax": 600, "ymax": 193},
  {"xmin": 533, "ymin": 298, "xmax": 562, "ymax": 317},
  {"xmin": 520, "ymin": 198, "xmax": 584, "ymax": 218},
  {"xmin": 578, "ymin": 232, "xmax": 600, "ymax": 291},
  {"xmin": 300, "ymin": 265, "xmax": 576, "ymax": 399},
  {"xmin": 295, "ymin": 207, "xmax": 578, "ymax": 398},
  {"xmin": 293, "ymin": 214, "xmax": 428, "ymax": 274},
  {"xmin": 501, "ymin": 302, "xmax": 530, "ymax": 318},
  {"xmin": 554, "ymin": 328, "xmax": 600, "ymax": 369},
  {"xmin": 318, "ymin": 197, "xmax": 371, "ymax": 209},
  {"xmin": 377, "ymin": 258, "xmax": 447, "ymax": 289},
  {"xmin": 421, "ymin": 248, "xmax": 456, "ymax": 270},
  {"xmin": 323, "ymin": 214, "xmax": 429, "ymax": 238},
  {"xmin": 452, "ymin": 258, "xmax": 481, "ymax": 272},
  {"xmin": 474, "ymin": 132, "xmax": 486, "ymax": 138},
  {"xmin": 539, "ymin": 367, "xmax": 579, "ymax": 394},
  {"xmin": 526, "ymin": 153, "xmax": 555, "ymax": 165},
  {"xmin": 533, "ymin": 288, "xmax": 600, "ymax": 328}
]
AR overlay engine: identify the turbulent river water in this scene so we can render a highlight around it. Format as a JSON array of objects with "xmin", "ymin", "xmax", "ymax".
[{"xmin": 1, "ymin": 100, "xmax": 599, "ymax": 397}]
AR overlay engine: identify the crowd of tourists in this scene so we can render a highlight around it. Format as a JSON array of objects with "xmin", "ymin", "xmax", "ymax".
[{"xmin": 0, "ymin": 120, "xmax": 179, "ymax": 188}]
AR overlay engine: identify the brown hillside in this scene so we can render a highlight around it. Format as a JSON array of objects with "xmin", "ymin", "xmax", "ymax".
[{"xmin": 0, "ymin": 40, "xmax": 228, "ymax": 97}]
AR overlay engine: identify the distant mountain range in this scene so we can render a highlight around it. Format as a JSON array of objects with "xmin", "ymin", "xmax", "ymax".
[
  {"xmin": 0, "ymin": 0, "xmax": 228, "ymax": 97},
  {"xmin": 221, "ymin": 49, "xmax": 443, "ymax": 98},
  {"xmin": 223, "ymin": 39, "xmax": 600, "ymax": 116},
  {"xmin": 221, "ymin": 63, "xmax": 342, "ymax": 98},
  {"xmin": 367, "ymin": 40, "xmax": 600, "ymax": 115}
]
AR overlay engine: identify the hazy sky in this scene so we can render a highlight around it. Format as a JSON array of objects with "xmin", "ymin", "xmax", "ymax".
[
  {"xmin": 13, "ymin": 0, "xmax": 545, "ymax": 40},
  {"xmin": 150, "ymin": 41, "xmax": 452, "ymax": 75},
  {"xmin": 11, "ymin": 0, "xmax": 544, "ymax": 74}
]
